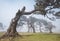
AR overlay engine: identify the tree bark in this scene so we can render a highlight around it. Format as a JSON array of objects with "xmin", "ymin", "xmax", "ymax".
[
  {"xmin": 6, "ymin": 16, "xmax": 20, "ymax": 36},
  {"xmin": 1, "ymin": 13, "xmax": 21, "ymax": 38},
  {"xmin": 6, "ymin": 6, "xmax": 26, "ymax": 36}
]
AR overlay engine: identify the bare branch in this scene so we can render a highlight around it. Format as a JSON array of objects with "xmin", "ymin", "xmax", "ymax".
[
  {"xmin": 24, "ymin": 9, "xmax": 44, "ymax": 15},
  {"xmin": 46, "ymin": 7, "xmax": 56, "ymax": 12},
  {"xmin": 54, "ymin": 12, "xmax": 60, "ymax": 16},
  {"xmin": 46, "ymin": 15, "xmax": 55, "ymax": 21}
]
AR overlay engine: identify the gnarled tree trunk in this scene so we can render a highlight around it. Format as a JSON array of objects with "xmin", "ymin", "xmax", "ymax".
[
  {"xmin": 0, "ymin": 7, "xmax": 25, "ymax": 39},
  {"xmin": 6, "ymin": 15, "xmax": 21, "ymax": 37}
]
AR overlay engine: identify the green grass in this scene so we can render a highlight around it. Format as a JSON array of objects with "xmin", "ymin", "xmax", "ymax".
[{"xmin": 0, "ymin": 32, "xmax": 60, "ymax": 41}]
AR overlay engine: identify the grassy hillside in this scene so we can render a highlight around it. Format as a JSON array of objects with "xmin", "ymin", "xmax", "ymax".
[{"xmin": 0, "ymin": 32, "xmax": 60, "ymax": 41}]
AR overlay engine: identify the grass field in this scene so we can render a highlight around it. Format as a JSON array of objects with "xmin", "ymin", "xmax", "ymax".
[{"xmin": 0, "ymin": 32, "xmax": 60, "ymax": 41}]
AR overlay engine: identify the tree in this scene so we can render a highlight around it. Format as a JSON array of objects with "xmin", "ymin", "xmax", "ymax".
[
  {"xmin": 0, "ymin": 6, "xmax": 41, "ymax": 38},
  {"xmin": 34, "ymin": 0, "xmax": 60, "ymax": 20},
  {"xmin": 27, "ymin": 16, "xmax": 49, "ymax": 33},
  {"xmin": 19, "ymin": 16, "xmax": 56, "ymax": 33},
  {"xmin": 0, "ymin": 7, "xmax": 27, "ymax": 38},
  {"xmin": 0, "ymin": 0, "xmax": 60, "ymax": 39},
  {"xmin": 45, "ymin": 22, "xmax": 56, "ymax": 33},
  {"xmin": 28, "ymin": 16, "xmax": 48, "ymax": 33},
  {"xmin": 36, "ymin": 22, "xmax": 43, "ymax": 32},
  {"xmin": 35, "ymin": 19, "xmax": 48, "ymax": 32}
]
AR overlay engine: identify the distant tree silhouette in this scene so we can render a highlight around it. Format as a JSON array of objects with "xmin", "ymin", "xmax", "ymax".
[
  {"xmin": 0, "ymin": 22, "xmax": 4, "ymax": 29},
  {"xmin": 45, "ymin": 22, "xmax": 56, "ymax": 33}
]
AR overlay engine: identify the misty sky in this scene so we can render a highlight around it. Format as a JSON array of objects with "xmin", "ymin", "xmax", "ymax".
[{"xmin": 0, "ymin": 0, "xmax": 60, "ymax": 33}]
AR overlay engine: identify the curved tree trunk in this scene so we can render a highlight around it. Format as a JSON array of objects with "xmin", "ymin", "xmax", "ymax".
[
  {"xmin": 6, "ymin": 16, "xmax": 20, "ymax": 37},
  {"xmin": 5, "ymin": 6, "xmax": 26, "ymax": 37},
  {"xmin": 0, "ymin": 13, "xmax": 21, "ymax": 38},
  {"xmin": 0, "ymin": 7, "xmax": 26, "ymax": 39}
]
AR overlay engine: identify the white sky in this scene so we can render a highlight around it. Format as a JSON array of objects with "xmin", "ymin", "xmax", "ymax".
[{"xmin": 0, "ymin": 0, "xmax": 60, "ymax": 33}]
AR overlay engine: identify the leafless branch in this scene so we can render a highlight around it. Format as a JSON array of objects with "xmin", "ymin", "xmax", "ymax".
[{"xmin": 24, "ymin": 9, "xmax": 44, "ymax": 15}]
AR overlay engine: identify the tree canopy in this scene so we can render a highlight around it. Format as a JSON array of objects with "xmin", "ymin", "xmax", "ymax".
[{"xmin": 34, "ymin": 0, "xmax": 60, "ymax": 20}]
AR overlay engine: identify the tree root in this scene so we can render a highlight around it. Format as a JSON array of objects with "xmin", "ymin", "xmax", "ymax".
[{"xmin": 0, "ymin": 32, "xmax": 22, "ymax": 39}]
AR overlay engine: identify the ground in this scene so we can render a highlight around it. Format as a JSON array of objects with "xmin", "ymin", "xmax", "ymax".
[{"xmin": 0, "ymin": 32, "xmax": 60, "ymax": 41}]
